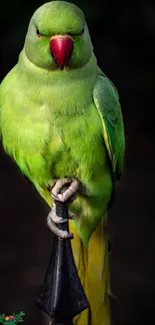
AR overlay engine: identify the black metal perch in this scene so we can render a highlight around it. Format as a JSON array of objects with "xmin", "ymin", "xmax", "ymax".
[{"xmin": 37, "ymin": 187, "xmax": 89, "ymax": 324}]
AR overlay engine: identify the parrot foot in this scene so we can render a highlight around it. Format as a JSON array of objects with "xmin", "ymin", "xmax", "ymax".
[
  {"xmin": 47, "ymin": 203, "xmax": 74, "ymax": 239},
  {"xmin": 49, "ymin": 178, "xmax": 80, "ymax": 203}
]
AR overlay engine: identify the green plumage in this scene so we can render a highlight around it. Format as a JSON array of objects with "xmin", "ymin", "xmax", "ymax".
[{"xmin": 0, "ymin": 1, "xmax": 125, "ymax": 245}]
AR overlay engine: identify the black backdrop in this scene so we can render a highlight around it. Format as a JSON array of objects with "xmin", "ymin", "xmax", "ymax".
[{"xmin": 0, "ymin": 1, "xmax": 155, "ymax": 324}]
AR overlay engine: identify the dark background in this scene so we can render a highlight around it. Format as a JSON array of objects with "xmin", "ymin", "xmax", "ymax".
[{"xmin": 0, "ymin": 0, "xmax": 155, "ymax": 324}]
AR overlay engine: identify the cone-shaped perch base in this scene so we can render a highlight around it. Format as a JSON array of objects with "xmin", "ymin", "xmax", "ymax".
[{"xmin": 37, "ymin": 201, "xmax": 89, "ymax": 323}]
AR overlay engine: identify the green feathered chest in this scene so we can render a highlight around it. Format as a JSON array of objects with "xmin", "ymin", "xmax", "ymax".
[
  {"xmin": 0, "ymin": 62, "xmax": 109, "ymax": 189},
  {"xmin": 1, "ymin": 97, "xmax": 108, "ymax": 189}
]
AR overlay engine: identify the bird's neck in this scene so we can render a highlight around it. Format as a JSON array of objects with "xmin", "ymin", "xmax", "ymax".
[
  {"xmin": 18, "ymin": 49, "xmax": 97, "ymax": 85},
  {"xmin": 17, "ymin": 50, "xmax": 98, "ymax": 115}
]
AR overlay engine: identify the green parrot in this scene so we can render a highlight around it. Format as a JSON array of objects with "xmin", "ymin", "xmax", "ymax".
[{"xmin": 0, "ymin": 1, "xmax": 125, "ymax": 324}]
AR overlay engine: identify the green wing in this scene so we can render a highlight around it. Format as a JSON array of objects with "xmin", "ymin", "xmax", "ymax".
[{"xmin": 93, "ymin": 69, "xmax": 125, "ymax": 180}]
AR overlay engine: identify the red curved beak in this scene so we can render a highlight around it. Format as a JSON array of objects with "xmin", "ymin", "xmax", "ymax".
[{"xmin": 50, "ymin": 35, "xmax": 73, "ymax": 70}]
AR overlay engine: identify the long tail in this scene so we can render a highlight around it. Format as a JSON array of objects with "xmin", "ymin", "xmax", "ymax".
[{"xmin": 69, "ymin": 214, "xmax": 110, "ymax": 325}]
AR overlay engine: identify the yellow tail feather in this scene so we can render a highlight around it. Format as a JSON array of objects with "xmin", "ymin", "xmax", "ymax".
[{"xmin": 69, "ymin": 214, "xmax": 110, "ymax": 325}]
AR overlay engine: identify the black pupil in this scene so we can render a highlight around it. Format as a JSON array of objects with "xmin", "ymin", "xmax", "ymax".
[
  {"xmin": 82, "ymin": 28, "xmax": 84, "ymax": 33},
  {"xmin": 36, "ymin": 28, "xmax": 40, "ymax": 35}
]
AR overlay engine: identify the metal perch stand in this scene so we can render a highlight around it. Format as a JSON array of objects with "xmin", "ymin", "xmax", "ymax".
[{"xmin": 37, "ymin": 187, "xmax": 89, "ymax": 325}]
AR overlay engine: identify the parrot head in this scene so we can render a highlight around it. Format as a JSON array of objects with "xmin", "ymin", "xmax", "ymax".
[{"xmin": 24, "ymin": 1, "xmax": 93, "ymax": 71}]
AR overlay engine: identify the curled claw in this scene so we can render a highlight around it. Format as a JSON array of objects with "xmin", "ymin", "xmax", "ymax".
[
  {"xmin": 46, "ymin": 178, "xmax": 58, "ymax": 192},
  {"xmin": 47, "ymin": 204, "xmax": 74, "ymax": 239},
  {"xmin": 51, "ymin": 178, "xmax": 80, "ymax": 202},
  {"xmin": 47, "ymin": 214, "xmax": 74, "ymax": 239},
  {"xmin": 46, "ymin": 178, "xmax": 78, "ymax": 238},
  {"xmin": 48, "ymin": 205, "xmax": 68, "ymax": 224}
]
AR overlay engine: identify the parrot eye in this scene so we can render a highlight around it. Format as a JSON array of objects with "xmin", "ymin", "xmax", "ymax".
[
  {"xmin": 81, "ymin": 28, "xmax": 84, "ymax": 35},
  {"xmin": 36, "ymin": 28, "xmax": 42, "ymax": 38}
]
